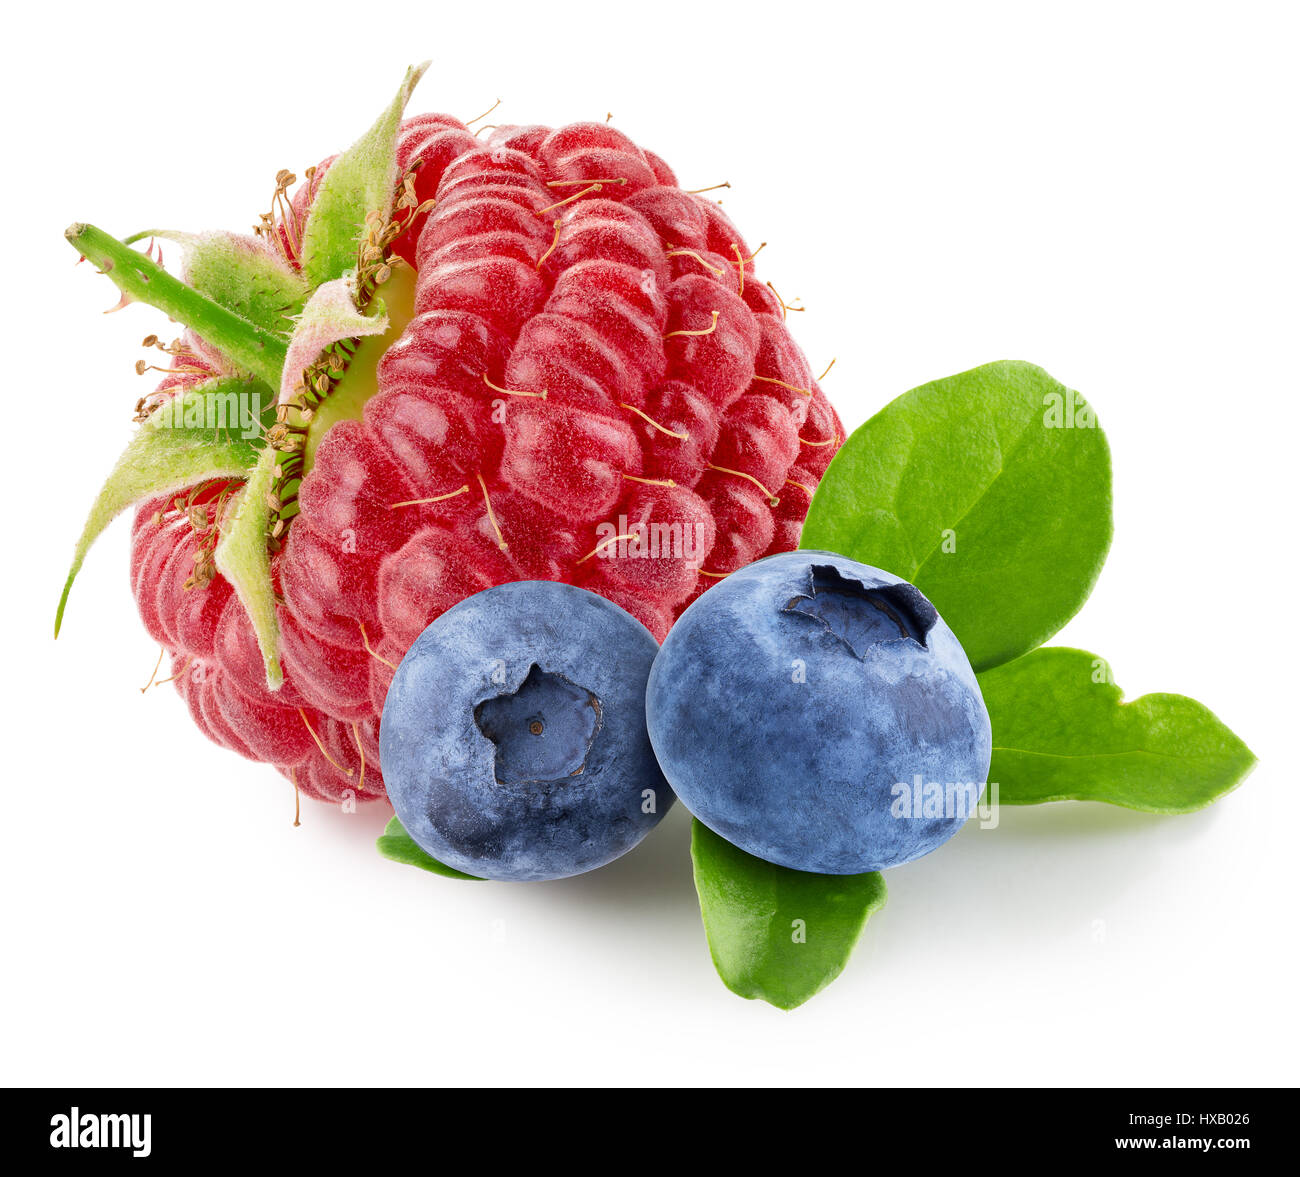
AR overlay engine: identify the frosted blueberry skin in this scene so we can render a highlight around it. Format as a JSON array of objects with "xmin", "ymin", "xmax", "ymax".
[
  {"xmin": 645, "ymin": 551, "xmax": 992, "ymax": 874},
  {"xmin": 380, "ymin": 581, "xmax": 673, "ymax": 881}
]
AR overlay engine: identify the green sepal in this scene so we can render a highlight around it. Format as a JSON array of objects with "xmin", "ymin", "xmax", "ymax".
[
  {"xmin": 691, "ymin": 820, "xmax": 887, "ymax": 1010},
  {"xmin": 299, "ymin": 62, "xmax": 429, "ymax": 288},
  {"xmin": 376, "ymin": 816, "xmax": 484, "ymax": 880},
  {"xmin": 213, "ymin": 447, "xmax": 283, "ymax": 689},
  {"xmin": 278, "ymin": 275, "xmax": 389, "ymax": 409},
  {"xmin": 65, "ymin": 224, "xmax": 287, "ymax": 389},
  {"xmin": 123, "ymin": 229, "xmax": 308, "ymax": 339},
  {"xmin": 55, "ymin": 378, "xmax": 269, "ymax": 637},
  {"xmin": 979, "ymin": 647, "xmax": 1257, "ymax": 812}
]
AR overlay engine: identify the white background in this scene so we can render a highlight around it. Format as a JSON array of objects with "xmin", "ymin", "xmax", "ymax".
[{"xmin": 3, "ymin": 0, "xmax": 1296, "ymax": 1087}]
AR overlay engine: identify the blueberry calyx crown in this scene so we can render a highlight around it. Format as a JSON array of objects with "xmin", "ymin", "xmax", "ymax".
[
  {"xmin": 474, "ymin": 665, "xmax": 604, "ymax": 787},
  {"xmin": 785, "ymin": 563, "xmax": 937, "ymax": 658}
]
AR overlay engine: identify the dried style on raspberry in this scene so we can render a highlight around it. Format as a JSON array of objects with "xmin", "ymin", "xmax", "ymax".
[{"xmin": 58, "ymin": 64, "xmax": 844, "ymax": 806}]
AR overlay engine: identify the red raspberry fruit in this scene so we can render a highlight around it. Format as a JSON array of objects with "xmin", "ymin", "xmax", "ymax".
[{"xmin": 60, "ymin": 70, "xmax": 844, "ymax": 809}]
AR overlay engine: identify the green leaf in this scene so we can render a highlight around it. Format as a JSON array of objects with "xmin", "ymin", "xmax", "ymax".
[
  {"xmin": 212, "ymin": 447, "xmax": 282, "ymax": 689},
  {"xmin": 124, "ymin": 229, "xmax": 308, "ymax": 338},
  {"xmin": 800, "ymin": 360, "xmax": 1112, "ymax": 672},
  {"xmin": 299, "ymin": 62, "xmax": 429, "ymax": 288},
  {"xmin": 979, "ymin": 647, "xmax": 1256, "ymax": 812},
  {"xmin": 691, "ymin": 820, "xmax": 887, "ymax": 1010},
  {"xmin": 376, "ymin": 816, "xmax": 484, "ymax": 880},
  {"xmin": 55, "ymin": 379, "xmax": 267, "ymax": 636},
  {"xmin": 64, "ymin": 224, "xmax": 288, "ymax": 389}
]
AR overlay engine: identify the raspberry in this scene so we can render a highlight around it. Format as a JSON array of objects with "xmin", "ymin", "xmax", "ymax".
[{"xmin": 70, "ymin": 91, "xmax": 844, "ymax": 808}]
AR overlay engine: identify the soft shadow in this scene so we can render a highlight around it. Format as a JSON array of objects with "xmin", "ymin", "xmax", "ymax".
[
  {"xmin": 536, "ymin": 802, "xmax": 699, "ymax": 914},
  {"xmin": 295, "ymin": 795, "xmax": 394, "ymax": 846},
  {"xmin": 985, "ymin": 800, "xmax": 1197, "ymax": 841},
  {"xmin": 875, "ymin": 799, "xmax": 1227, "ymax": 956},
  {"xmin": 314, "ymin": 781, "xmax": 698, "ymax": 921},
  {"xmin": 316, "ymin": 778, "xmax": 1222, "ymax": 954}
]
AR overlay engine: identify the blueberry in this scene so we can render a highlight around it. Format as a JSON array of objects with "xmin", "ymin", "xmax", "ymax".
[
  {"xmin": 380, "ymin": 580, "xmax": 673, "ymax": 881},
  {"xmin": 645, "ymin": 552, "xmax": 991, "ymax": 874}
]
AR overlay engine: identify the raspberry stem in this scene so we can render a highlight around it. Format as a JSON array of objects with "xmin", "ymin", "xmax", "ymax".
[{"xmin": 65, "ymin": 223, "xmax": 288, "ymax": 388}]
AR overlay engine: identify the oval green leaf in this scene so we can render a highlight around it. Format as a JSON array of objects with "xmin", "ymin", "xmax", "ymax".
[
  {"xmin": 979, "ymin": 647, "xmax": 1256, "ymax": 811},
  {"xmin": 691, "ymin": 820, "xmax": 887, "ymax": 1010},
  {"xmin": 801, "ymin": 360, "xmax": 1112, "ymax": 671}
]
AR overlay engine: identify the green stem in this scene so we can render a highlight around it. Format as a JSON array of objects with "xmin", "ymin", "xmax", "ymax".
[{"xmin": 65, "ymin": 223, "xmax": 288, "ymax": 389}]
